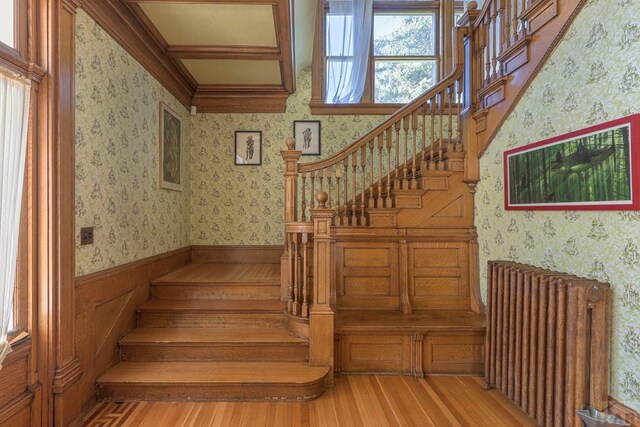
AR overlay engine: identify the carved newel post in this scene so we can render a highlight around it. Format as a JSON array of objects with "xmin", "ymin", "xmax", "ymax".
[
  {"xmin": 310, "ymin": 191, "xmax": 335, "ymax": 384},
  {"xmin": 280, "ymin": 138, "xmax": 302, "ymax": 300}
]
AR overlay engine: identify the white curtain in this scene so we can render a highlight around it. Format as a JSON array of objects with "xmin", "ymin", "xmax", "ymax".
[
  {"xmin": 0, "ymin": 70, "xmax": 30, "ymax": 369},
  {"xmin": 326, "ymin": 0, "xmax": 373, "ymax": 103}
]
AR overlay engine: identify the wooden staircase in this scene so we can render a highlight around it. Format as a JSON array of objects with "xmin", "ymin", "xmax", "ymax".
[
  {"xmin": 96, "ymin": 258, "xmax": 329, "ymax": 402},
  {"xmin": 92, "ymin": 0, "xmax": 587, "ymax": 404}
]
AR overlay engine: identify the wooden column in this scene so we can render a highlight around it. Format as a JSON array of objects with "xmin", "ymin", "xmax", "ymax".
[
  {"xmin": 309, "ymin": 192, "xmax": 334, "ymax": 385},
  {"xmin": 45, "ymin": 0, "xmax": 83, "ymax": 425},
  {"xmin": 281, "ymin": 138, "xmax": 302, "ymax": 300}
]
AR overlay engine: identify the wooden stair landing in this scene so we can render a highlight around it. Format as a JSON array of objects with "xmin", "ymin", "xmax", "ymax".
[{"xmin": 96, "ymin": 261, "xmax": 329, "ymax": 402}]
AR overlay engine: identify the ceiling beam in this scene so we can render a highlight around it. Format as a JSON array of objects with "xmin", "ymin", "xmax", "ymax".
[
  {"xmin": 124, "ymin": 0, "xmax": 278, "ymax": 4},
  {"xmin": 166, "ymin": 45, "xmax": 282, "ymax": 60}
]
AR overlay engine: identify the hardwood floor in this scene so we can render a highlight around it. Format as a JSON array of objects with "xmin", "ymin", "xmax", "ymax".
[{"xmin": 84, "ymin": 375, "xmax": 536, "ymax": 426}]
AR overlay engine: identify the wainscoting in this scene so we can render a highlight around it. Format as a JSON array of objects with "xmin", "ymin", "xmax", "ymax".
[{"xmin": 75, "ymin": 247, "xmax": 191, "ymax": 414}]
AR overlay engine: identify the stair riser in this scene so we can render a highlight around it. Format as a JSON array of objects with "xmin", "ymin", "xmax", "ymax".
[
  {"xmin": 97, "ymin": 382, "xmax": 326, "ymax": 402},
  {"xmin": 137, "ymin": 313, "xmax": 287, "ymax": 328},
  {"xmin": 120, "ymin": 344, "xmax": 308, "ymax": 362},
  {"xmin": 151, "ymin": 285, "xmax": 280, "ymax": 300}
]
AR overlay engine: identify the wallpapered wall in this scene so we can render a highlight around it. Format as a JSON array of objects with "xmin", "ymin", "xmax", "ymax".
[
  {"xmin": 476, "ymin": 0, "xmax": 640, "ymax": 410},
  {"xmin": 75, "ymin": 10, "xmax": 191, "ymax": 276},
  {"xmin": 189, "ymin": 68, "xmax": 385, "ymax": 245}
]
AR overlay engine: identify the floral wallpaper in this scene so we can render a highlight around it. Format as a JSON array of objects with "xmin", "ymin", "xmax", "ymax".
[
  {"xmin": 476, "ymin": 0, "xmax": 640, "ymax": 410},
  {"xmin": 75, "ymin": 10, "xmax": 191, "ymax": 276},
  {"xmin": 189, "ymin": 68, "xmax": 385, "ymax": 245}
]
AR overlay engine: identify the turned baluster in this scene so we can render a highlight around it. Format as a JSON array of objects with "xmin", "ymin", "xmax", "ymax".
[
  {"xmin": 351, "ymin": 151, "xmax": 358, "ymax": 226},
  {"xmin": 420, "ymin": 104, "xmax": 427, "ymax": 174},
  {"xmin": 292, "ymin": 236, "xmax": 300, "ymax": 315},
  {"xmin": 448, "ymin": 85, "xmax": 454, "ymax": 157},
  {"xmin": 318, "ymin": 168, "xmax": 324, "ymax": 196},
  {"xmin": 411, "ymin": 111, "xmax": 418, "ymax": 189},
  {"xmin": 438, "ymin": 92, "xmax": 444, "ymax": 170},
  {"xmin": 518, "ymin": 0, "xmax": 526, "ymax": 37},
  {"xmin": 287, "ymin": 233, "xmax": 294, "ymax": 313},
  {"xmin": 360, "ymin": 146, "xmax": 367, "ymax": 225},
  {"xmin": 496, "ymin": 0, "xmax": 504, "ymax": 61},
  {"xmin": 394, "ymin": 123, "xmax": 400, "ymax": 189},
  {"xmin": 484, "ymin": 16, "xmax": 491, "ymax": 83},
  {"xmin": 429, "ymin": 99, "xmax": 435, "ymax": 170},
  {"xmin": 492, "ymin": 2, "xmax": 499, "ymax": 80},
  {"xmin": 301, "ymin": 173, "xmax": 307, "ymax": 222},
  {"xmin": 457, "ymin": 78, "xmax": 463, "ymax": 152},
  {"xmin": 301, "ymin": 232, "xmax": 309, "ymax": 317},
  {"xmin": 310, "ymin": 172, "xmax": 316, "ymax": 210},
  {"xmin": 504, "ymin": 0, "xmax": 511, "ymax": 49},
  {"xmin": 335, "ymin": 165, "xmax": 342, "ymax": 226},
  {"xmin": 386, "ymin": 128, "xmax": 393, "ymax": 207},
  {"xmin": 342, "ymin": 158, "xmax": 350, "ymax": 226},
  {"xmin": 326, "ymin": 167, "xmax": 332, "ymax": 209},
  {"xmin": 368, "ymin": 141, "xmax": 375, "ymax": 208},
  {"xmin": 377, "ymin": 135, "xmax": 384, "ymax": 208},
  {"xmin": 402, "ymin": 117, "xmax": 409, "ymax": 188}
]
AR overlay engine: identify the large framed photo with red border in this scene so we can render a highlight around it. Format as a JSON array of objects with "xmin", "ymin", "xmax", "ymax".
[{"xmin": 504, "ymin": 114, "xmax": 640, "ymax": 210}]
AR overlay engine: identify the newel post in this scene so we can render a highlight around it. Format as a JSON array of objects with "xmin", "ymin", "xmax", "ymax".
[
  {"xmin": 310, "ymin": 191, "xmax": 335, "ymax": 385},
  {"xmin": 281, "ymin": 138, "xmax": 302, "ymax": 300}
]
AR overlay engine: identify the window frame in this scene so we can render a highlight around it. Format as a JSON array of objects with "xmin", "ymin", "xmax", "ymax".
[
  {"xmin": 310, "ymin": 0, "xmax": 465, "ymax": 115},
  {"xmin": 0, "ymin": 0, "xmax": 31, "ymax": 72}
]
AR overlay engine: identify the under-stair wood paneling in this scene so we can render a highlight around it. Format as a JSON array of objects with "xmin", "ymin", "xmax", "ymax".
[
  {"xmin": 335, "ymin": 242, "xmax": 400, "ymax": 309},
  {"xmin": 0, "ymin": 341, "xmax": 33, "ymax": 427},
  {"xmin": 74, "ymin": 247, "xmax": 191, "ymax": 415},
  {"xmin": 408, "ymin": 242, "xmax": 470, "ymax": 310}
]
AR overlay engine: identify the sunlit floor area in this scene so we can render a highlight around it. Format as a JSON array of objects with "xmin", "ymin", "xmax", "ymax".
[{"xmin": 84, "ymin": 375, "xmax": 536, "ymax": 426}]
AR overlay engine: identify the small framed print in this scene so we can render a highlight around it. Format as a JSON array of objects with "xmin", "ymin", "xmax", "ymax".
[
  {"xmin": 235, "ymin": 131, "xmax": 262, "ymax": 165},
  {"xmin": 294, "ymin": 120, "xmax": 321, "ymax": 156},
  {"xmin": 159, "ymin": 102, "xmax": 183, "ymax": 191}
]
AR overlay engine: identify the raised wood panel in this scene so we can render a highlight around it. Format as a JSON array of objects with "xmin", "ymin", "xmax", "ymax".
[
  {"xmin": 191, "ymin": 245, "xmax": 282, "ymax": 264},
  {"xmin": 75, "ymin": 247, "xmax": 191, "ymax": 415},
  {"xmin": 423, "ymin": 333, "xmax": 484, "ymax": 375},
  {"xmin": 339, "ymin": 334, "xmax": 412, "ymax": 374},
  {"xmin": 335, "ymin": 242, "xmax": 399, "ymax": 309},
  {"xmin": 0, "ymin": 346, "xmax": 29, "ymax": 409},
  {"xmin": 408, "ymin": 242, "xmax": 470, "ymax": 310}
]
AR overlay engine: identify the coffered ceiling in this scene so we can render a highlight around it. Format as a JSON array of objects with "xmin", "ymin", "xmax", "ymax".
[{"xmin": 95, "ymin": 0, "xmax": 297, "ymax": 112}]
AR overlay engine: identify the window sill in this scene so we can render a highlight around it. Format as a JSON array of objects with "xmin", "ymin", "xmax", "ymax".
[
  {"xmin": 309, "ymin": 100, "xmax": 404, "ymax": 116},
  {"xmin": 8, "ymin": 330, "xmax": 30, "ymax": 348}
]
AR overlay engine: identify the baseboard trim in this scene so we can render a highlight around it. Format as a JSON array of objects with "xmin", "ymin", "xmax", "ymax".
[
  {"xmin": 191, "ymin": 245, "xmax": 283, "ymax": 264},
  {"xmin": 608, "ymin": 397, "xmax": 640, "ymax": 426}
]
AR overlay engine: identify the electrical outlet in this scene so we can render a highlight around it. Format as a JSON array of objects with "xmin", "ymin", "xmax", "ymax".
[{"xmin": 80, "ymin": 227, "xmax": 94, "ymax": 245}]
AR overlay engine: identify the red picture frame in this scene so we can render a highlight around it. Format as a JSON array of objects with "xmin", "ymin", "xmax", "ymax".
[{"xmin": 503, "ymin": 114, "xmax": 640, "ymax": 211}]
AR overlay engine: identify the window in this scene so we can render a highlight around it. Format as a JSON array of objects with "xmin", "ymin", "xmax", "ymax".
[
  {"xmin": 372, "ymin": 13, "xmax": 437, "ymax": 103},
  {"xmin": 312, "ymin": 0, "xmax": 465, "ymax": 113},
  {"xmin": 0, "ymin": 0, "xmax": 15, "ymax": 48}
]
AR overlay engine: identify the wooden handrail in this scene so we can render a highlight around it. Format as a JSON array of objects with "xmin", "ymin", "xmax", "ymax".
[{"xmin": 299, "ymin": 25, "xmax": 470, "ymax": 174}]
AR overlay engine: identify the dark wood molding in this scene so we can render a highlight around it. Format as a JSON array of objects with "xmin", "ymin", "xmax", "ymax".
[
  {"xmin": 192, "ymin": 89, "xmax": 289, "ymax": 113},
  {"xmin": 167, "ymin": 45, "xmax": 282, "ymax": 60},
  {"xmin": 80, "ymin": 0, "xmax": 195, "ymax": 108},
  {"xmin": 75, "ymin": 247, "xmax": 191, "ymax": 415}
]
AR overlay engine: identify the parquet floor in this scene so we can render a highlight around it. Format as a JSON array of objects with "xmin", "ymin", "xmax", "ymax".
[{"xmin": 84, "ymin": 375, "xmax": 536, "ymax": 426}]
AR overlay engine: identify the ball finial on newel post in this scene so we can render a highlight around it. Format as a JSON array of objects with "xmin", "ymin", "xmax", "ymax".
[
  {"xmin": 316, "ymin": 191, "xmax": 328, "ymax": 209},
  {"xmin": 286, "ymin": 137, "xmax": 296, "ymax": 150},
  {"xmin": 468, "ymin": 1, "xmax": 478, "ymax": 10}
]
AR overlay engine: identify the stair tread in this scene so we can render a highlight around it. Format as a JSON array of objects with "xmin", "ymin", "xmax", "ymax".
[
  {"xmin": 97, "ymin": 362, "xmax": 329, "ymax": 385},
  {"xmin": 120, "ymin": 327, "xmax": 307, "ymax": 345},
  {"xmin": 137, "ymin": 299, "xmax": 283, "ymax": 312},
  {"xmin": 154, "ymin": 263, "xmax": 279, "ymax": 285},
  {"xmin": 336, "ymin": 309, "xmax": 486, "ymax": 331}
]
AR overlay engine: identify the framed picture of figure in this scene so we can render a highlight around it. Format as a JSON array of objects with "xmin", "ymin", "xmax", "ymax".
[
  {"xmin": 294, "ymin": 120, "xmax": 321, "ymax": 156},
  {"xmin": 159, "ymin": 102, "xmax": 183, "ymax": 191},
  {"xmin": 235, "ymin": 131, "xmax": 262, "ymax": 166}
]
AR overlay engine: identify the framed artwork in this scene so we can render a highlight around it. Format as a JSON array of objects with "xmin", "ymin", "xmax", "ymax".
[
  {"xmin": 504, "ymin": 114, "xmax": 640, "ymax": 210},
  {"xmin": 159, "ymin": 102, "xmax": 183, "ymax": 191},
  {"xmin": 235, "ymin": 131, "xmax": 262, "ymax": 165},
  {"xmin": 294, "ymin": 120, "xmax": 321, "ymax": 156}
]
